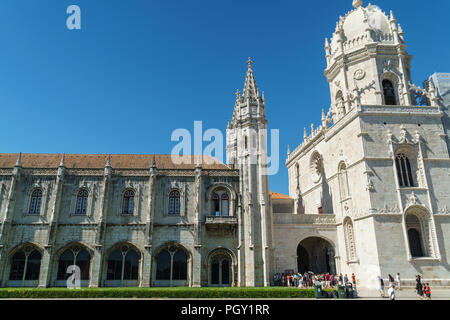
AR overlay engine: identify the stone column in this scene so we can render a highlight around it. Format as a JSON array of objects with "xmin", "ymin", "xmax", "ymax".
[
  {"xmin": 89, "ymin": 246, "xmax": 103, "ymax": 287},
  {"xmin": 0, "ymin": 154, "xmax": 22, "ymax": 287},
  {"xmin": 191, "ymin": 161, "xmax": 202, "ymax": 287},
  {"xmin": 38, "ymin": 246, "xmax": 52, "ymax": 288},
  {"xmin": 143, "ymin": 158, "xmax": 157, "ymax": 287},
  {"xmin": 89, "ymin": 157, "xmax": 112, "ymax": 287},
  {"xmin": 140, "ymin": 247, "xmax": 152, "ymax": 287},
  {"xmin": 39, "ymin": 156, "xmax": 66, "ymax": 288}
]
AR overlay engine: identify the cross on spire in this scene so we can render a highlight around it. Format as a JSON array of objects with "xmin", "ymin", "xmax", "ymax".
[{"xmin": 243, "ymin": 57, "xmax": 259, "ymax": 100}]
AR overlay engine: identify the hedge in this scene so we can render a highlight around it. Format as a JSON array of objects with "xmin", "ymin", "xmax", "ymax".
[{"xmin": 0, "ymin": 287, "xmax": 316, "ymax": 299}]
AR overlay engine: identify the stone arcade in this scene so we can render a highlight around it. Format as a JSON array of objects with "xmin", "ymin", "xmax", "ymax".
[{"xmin": 0, "ymin": 1, "xmax": 449, "ymax": 292}]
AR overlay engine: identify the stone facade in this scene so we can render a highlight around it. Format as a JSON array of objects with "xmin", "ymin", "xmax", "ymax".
[{"xmin": 278, "ymin": 0, "xmax": 450, "ymax": 291}]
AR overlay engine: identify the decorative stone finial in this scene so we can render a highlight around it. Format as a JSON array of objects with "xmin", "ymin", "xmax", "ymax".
[
  {"xmin": 247, "ymin": 57, "xmax": 253, "ymax": 68},
  {"xmin": 287, "ymin": 145, "xmax": 291, "ymax": 156},
  {"xmin": 151, "ymin": 155, "xmax": 157, "ymax": 168},
  {"xmin": 105, "ymin": 155, "xmax": 111, "ymax": 168},
  {"xmin": 59, "ymin": 153, "xmax": 65, "ymax": 167},
  {"xmin": 352, "ymin": 0, "xmax": 363, "ymax": 8},
  {"xmin": 15, "ymin": 152, "xmax": 22, "ymax": 167}
]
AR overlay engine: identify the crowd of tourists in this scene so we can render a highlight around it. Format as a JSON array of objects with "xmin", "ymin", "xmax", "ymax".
[
  {"xmin": 273, "ymin": 272, "xmax": 357, "ymax": 289},
  {"xmin": 275, "ymin": 271, "xmax": 432, "ymax": 300},
  {"xmin": 377, "ymin": 273, "xmax": 432, "ymax": 300}
]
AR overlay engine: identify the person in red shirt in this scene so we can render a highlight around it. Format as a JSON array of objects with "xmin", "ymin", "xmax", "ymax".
[
  {"xmin": 352, "ymin": 273, "xmax": 356, "ymax": 286},
  {"xmin": 425, "ymin": 283, "xmax": 431, "ymax": 300}
]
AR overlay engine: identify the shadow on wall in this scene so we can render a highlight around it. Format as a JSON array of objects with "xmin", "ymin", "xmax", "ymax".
[{"xmin": 321, "ymin": 167, "xmax": 334, "ymax": 214}]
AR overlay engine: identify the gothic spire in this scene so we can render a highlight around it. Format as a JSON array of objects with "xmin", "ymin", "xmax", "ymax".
[{"xmin": 242, "ymin": 57, "xmax": 259, "ymax": 100}]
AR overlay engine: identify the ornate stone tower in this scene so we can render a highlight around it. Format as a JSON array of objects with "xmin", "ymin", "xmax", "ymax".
[
  {"xmin": 324, "ymin": 0, "xmax": 415, "ymax": 122},
  {"xmin": 226, "ymin": 58, "xmax": 272, "ymax": 286}
]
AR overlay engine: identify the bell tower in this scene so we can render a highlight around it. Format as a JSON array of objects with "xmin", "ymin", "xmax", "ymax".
[
  {"xmin": 324, "ymin": 1, "xmax": 415, "ymax": 123},
  {"xmin": 226, "ymin": 58, "xmax": 272, "ymax": 287}
]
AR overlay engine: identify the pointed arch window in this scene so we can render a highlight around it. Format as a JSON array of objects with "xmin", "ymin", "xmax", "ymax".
[
  {"xmin": 106, "ymin": 245, "xmax": 140, "ymax": 281},
  {"xmin": 406, "ymin": 214, "xmax": 425, "ymax": 258},
  {"xmin": 169, "ymin": 190, "xmax": 180, "ymax": 215},
  {"xmin": 395, "ymin": 154, "xmax": 414, "ymax": 187},
  {"xmin": 156, "ymin": 246, "xmax": 187, "ymax": 281},
  {"xmin": 75, "ymin": 189, "xmax": 89, "ymax": 215},
  {"xmin": 9, "ymin": 246, "xmax": 42, "ymax": 281},
  {"xmin": 383, "ymin": 79, "xmax": 397, "ymax": 105},
  {"xmin": 29, "ymin": 189, "xmax": 42, "ymax": 214},
  {"xmin": 57, "ymin": 245, "xmax": 91, "ymax": 280},
  {"xmin": 122, "ymin": 190, "xmax": 135, "ymax": 215}
]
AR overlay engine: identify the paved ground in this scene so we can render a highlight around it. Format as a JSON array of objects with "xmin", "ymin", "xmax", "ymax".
[{"xmin": 356, "ymin": 288, "xmax": 450, "ymax": 300}]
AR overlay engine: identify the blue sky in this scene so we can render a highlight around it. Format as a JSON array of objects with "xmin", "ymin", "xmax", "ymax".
[{"xmin": 0, "ymin": 0, "xmax": 449, "ymax": 195}]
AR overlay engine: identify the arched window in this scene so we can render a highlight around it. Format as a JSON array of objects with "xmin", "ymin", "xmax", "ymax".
[
  {"xmin": 156, "ymin": 246, "xmax": 187, "ymax": 281},
  {"xmin": 336, "ymin": 91, "xmax": 345, "ymax": 116},
  {"xmin": 57, "ymin": 245, "xmax": 91, "ymax": 280},
  {"xmin": 106, "ymin": 245, "xmax": 140, "ymax": 281},
  {"xmin": 9, "ymin": 246, "xmax": 42, "ymax": 281},
  {"xmin": 406, "ymin": 214, "xmax": 425, "ymax": 258},
  {"xmin": 209, "ymin": 250, "xmax": 232, "ymax": 286},
  {"xmin": 344, "ymin": 218, "xmax": 357, "ymax": 262},
  {"xmin": 75, "ymin": 189, "xmax": 89, "ymax": 215},
  {"xmin": 210, "ymin": 188, "xmax": 231, "ymax": 216},
  {"xmin": 168, "ymin": 190, "xmax": 180, "ymax": 215},
  {"xmin": 212, "ymin": 193, "xmax": 220, "ymax": 216},
  {"xmin": 122, "ymin": 190, "xmax": 135, "ymax": 215},
  {"xmin": 338, "ymin": 163, "xmax": 350, "ymax": 200},
  {"xmin": 29, "ymin": 189, "xmax": 42, "ymax": 214},
  {"xmin": 395, "ymin": 154, "xmax": 414, "ymax": 187},
  {"xmin": 221, "ymin": 194, "xmax": 229, "ymax": 217},
  {"xmin": 383, "ymin": 79, "xmax": 397, "ymax": 105}
]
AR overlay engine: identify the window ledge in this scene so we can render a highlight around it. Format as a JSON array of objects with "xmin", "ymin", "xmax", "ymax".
[
  {"xmin": 409, "ymin": 257, "xmax": 440, "ymax": 263},
  {"xmin": 398, "ymin": 187, "xmax": 427, "ymax": 191}
]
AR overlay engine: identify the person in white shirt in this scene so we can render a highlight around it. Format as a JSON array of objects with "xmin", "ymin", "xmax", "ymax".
[
  {"xmin": 388, "ymin": 285, "xmax": 396, "ymax": 300},
  {"xmin": 396, "ymin": 273, "xmax": 401, "ymax": 290}
]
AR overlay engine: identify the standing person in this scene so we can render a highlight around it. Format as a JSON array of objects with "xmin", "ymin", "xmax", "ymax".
[
  {"xmin": 339, "ymin": 274, "xmax": 343, "ymax": 285},
  {"xmin": 416, "ymin": 275, "xmax": 423, "ymax": 300},
  {"xmin": 424, "ymin": 283, "xmax": 431, "ymax": 300},
  {"xmin": 378, "ymin": 276, "xmax": 385, "ymax": 298},
  {"xmin": 352, "ymin": 273, "xmax": 356, "ymax": 286},
  {"xmin": 388, "ymin": 284, "xmax": 396, "ymax": 301},
  {"xmin": 396, "ymin": 273, "xmax": 401, "ymax": 291},
  {"xmin": 344, "ymin": 274, "xmax": 349, "ymax": 285},
  {"xmin": 388, "ymin": 274, "xmax": 395, "ymax": 288}
]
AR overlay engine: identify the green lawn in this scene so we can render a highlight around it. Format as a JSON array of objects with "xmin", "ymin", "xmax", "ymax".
[{"xmin": 0, "ymin": 287, "xmax": 319, "ymax": 299}]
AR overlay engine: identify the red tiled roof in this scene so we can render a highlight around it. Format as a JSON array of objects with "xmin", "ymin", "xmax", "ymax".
[
  {"xmin": 270, "ymin": 191, "xmax": 292, "ymax": 200},
  {"xmin": 0, "ymin": 154, "xmax": 231, "ymax": 170}
]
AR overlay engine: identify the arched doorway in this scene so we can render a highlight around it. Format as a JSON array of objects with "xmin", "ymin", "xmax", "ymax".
[
  {"xmin": 207, "ymin": 248, "xmax": 234, "ymax": 287},
  {"xmin": 297, "ymin": 237, "xmax": 335, "ymax": 274}
]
